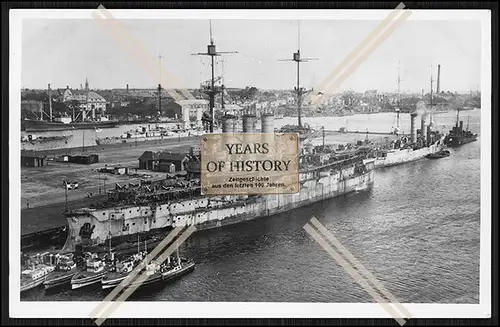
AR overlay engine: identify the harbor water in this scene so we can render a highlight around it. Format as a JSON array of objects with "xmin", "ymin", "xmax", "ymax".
[{"xmin": 21, "ymin": 111, "xmax": 481, "ymax": 303}]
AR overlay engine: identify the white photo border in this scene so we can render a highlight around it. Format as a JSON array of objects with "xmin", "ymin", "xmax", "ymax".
[{"xmin": 9, "ymin": 8, "xmax": 492, "ymax": 319}]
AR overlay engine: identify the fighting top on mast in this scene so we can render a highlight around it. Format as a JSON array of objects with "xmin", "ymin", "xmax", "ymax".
[
  {"xmin": 279, "ymin": 21, "xmax": 318, "ymax": 129},
  {"xmin": 192, "ymin": 20, "xmax": 237, "ymax": 133}
]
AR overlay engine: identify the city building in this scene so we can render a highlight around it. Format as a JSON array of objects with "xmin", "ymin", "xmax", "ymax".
[{"xmin": 59, "ymin": 78, "xmax": 108, "ymax": 120}]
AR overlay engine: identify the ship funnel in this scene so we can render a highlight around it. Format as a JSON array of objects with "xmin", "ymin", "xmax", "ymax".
[
  {"xmin": 222, "ymin": 114, "xmax": 236, "ymax": 134},
  {"xmin": 410, "ymin": 113, "xmax": 418, "ymax": 143},
  {"xmin": 261, "ymin": 112, "xmax": 275, "ymax": 134},
  {"xmin": 421, "ymin": 113, "xmax": 429, "ymax": 144},
  {"xmin": 242, "ymin": 113, "xmax": 256, "ymax": 133},
  {"xmin": 459, "ymin": 121, "xmax": 464, "ymax": 130}
]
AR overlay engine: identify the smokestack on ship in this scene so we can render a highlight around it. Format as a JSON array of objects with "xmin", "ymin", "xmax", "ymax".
[
  {"xmin": 421, "ymin": 113, "xmax": 429, "ymax": 145},
  {"xmin": 261, "ymin": 111, "xmax": 275, "ymax": 134},
  {"xmin": 410, "ymin": 113, "xmax": 418, "ymax": 143},
  {"xmin": 242, "ymin": 112, "xmax": 256, "ymax": 133},
  {"xmin": 222, "ymin": 114, "xmax": 237, "ymax": 133}
]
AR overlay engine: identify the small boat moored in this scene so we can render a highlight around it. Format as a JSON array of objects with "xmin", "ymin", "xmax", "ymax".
[
  {"xmin": 70, "ymin": 253, "xmax": 107, "ymax": 290},
  {"xmin": 44, "ymin": 253, "xmax": 78, "ymax": 290},
  {"xmin": 426, "ymin": 149, "xmax": 451, "ymax": 159},
  {"xmin": 102, "ymin": 250, "xmax": 147, "ymax": 290},
  {"xmin": 21, "ymin": 265, "xmax": 55, "ymax": 293}
]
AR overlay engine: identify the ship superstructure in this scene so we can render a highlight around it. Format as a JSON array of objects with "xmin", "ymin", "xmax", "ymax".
[{"xmin": 445, "ymin": 109, "xmax": 478, "ymax": 147}]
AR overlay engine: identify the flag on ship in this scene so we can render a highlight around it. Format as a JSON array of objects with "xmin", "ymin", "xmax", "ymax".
[{"xmin": 63, "ymin": 180, "xmax": 79, "ymax": 190}]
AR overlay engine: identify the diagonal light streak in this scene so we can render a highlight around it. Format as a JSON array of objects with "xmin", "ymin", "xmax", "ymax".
[
  {"xmin": 90, "ymin": 225, "xmax": 184, "ymax": 319},
  {"xmin": 92, "ymin": 225, "xmax": 197, "ymax": 325},
  {"xmin": 315, "ymin": 3, "xmax": 406, "ymax": 92},
  {"xmin": 308, "ymin": 3, "xmax": 411, "ymax": 107},
  {"xmin": 304, "ymin": 223, "xmax": 408, "ymax": 325},
  {"xmin": 92, "ymin": 6, "xmax": 191, "ymax": 102},
  {"xmin": 310, "ymin": 217, "xmax": 412, "ymax": 319},
  {"xmin": 320, "ymin": 10, "xmax": 412, "ymax": 99}
]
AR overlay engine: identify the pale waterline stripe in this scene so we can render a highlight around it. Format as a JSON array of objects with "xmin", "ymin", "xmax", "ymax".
[
  {"xmin": 93, "ymin": 226, "xmax": 197, "ymax": 325},
  {"xmin": 310, "ymin": 217, "xmax": 412, "ymax": 319},
  {"xmin": 89, "ymin": 225, "xmax": 184, "ymax": 317},
  {"xmin": 303, "ymin": 223, "xmax": 407, "ymax": 326}
]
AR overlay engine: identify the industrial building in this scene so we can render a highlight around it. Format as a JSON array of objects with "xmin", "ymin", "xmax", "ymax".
[{"xmin": 138, "ymin": 151, "xmax": 190, "ymax": 173}]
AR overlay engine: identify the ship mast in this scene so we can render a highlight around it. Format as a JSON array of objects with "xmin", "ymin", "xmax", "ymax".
[
  {"xmin": 192, "ymin": 20, "xmax": 237, "ymax": 133},
  {"xmin": 395, "ymin": 61, "xmax": 401, "ymax": 135},
  {"xmin": 221, "ymin": 58, "xmax": 226, "ymax": 113},
  {"xmin": 48, "ymin": 83, "xmax": 53, "ymax": 122},
  {"xmin": 279, "ymin": 21, "xmax": 318, "ymax": 128},
  {"xmin": 158, "ymin": 53, "xmax": 163, "ymax": 115}
]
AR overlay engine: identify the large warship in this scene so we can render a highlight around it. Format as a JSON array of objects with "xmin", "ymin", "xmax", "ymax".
[
  {"xmin": 60, "ymin": 21, "xmax": 375, "ymax": 253},
  {"xmin": 61, "ymin": 117, "xmax": 375, "ymax": 252}
]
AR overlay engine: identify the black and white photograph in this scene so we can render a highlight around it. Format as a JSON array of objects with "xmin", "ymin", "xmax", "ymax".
[{"xmin": 9, "ymin": 7, "xmax": 492, "ymax": 321}]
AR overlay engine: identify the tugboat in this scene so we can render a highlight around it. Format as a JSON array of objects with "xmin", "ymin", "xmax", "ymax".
[
  {"xmin": 445, "ymin": 110, "xmax": 478, "ymax": 147},
  {"xmin": 102, "ymin": 237, "xmax": 148, "ymax": 290},
  {"xmin": 106, "ymin": 242, "xmax": 195, "ymax": 291},
  {"xmin": 43, "ymin": 253, "xmax": 78, "ymax": 290},
  {"xmin": 426, "ymin": 149, "xmax": 451, "ymax": 159},
  {"xmin": 70, "ymin": 252, "xmax": 107, "ymax": 290}
]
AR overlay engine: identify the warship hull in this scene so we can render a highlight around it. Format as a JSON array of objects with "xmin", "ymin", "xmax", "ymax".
[
  {"xmin": 374, "ymin": 138, "xmax": 445, "ymax": 169},
  {"xmin": 446, "ymin": 135, "xmax": 478, "ymax": 147},
  {"xmin": 62, "ymin": 159, "xmax": 375, "ymax": 252}
]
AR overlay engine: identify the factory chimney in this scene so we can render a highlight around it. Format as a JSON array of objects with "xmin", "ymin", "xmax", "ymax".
[
  {"xmin": 410, "ymin": 113, "xmax": 418, "ymax": 143},
  {"xmin": 48, "ymin": 83, "xmax": 52, "ymax": 122},
  {"xmin": 437, "ymin": 64, "xmax": 441, "ymax": 94}
]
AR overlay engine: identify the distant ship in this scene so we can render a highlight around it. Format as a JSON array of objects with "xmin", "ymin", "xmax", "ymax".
[
  {"xmin": 278, "ymin": 123, "xmax": 313, "ymax": 140},
  {"xmin": 373, "ymin": 111, "xmax": 445, "ymax": 168},
  {"xmin": 23, "ymin": 119, "xmax": 119, "ymax": 132},
  {"xmin": 445, "ymin": 110, "xmax": 478, "ymax": 147},
  {"xmin": 373, "ymin": 65, "xmax": 445, "ymax": 168},
  {"xmin": 21, "ymin": 134, "xmax": 73, "ymax": 151}
]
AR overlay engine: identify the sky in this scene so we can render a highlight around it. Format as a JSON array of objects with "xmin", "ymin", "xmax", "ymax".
[{"xmin": 21, "ymin": 18, "xmax": 482, "ymax": 93}]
